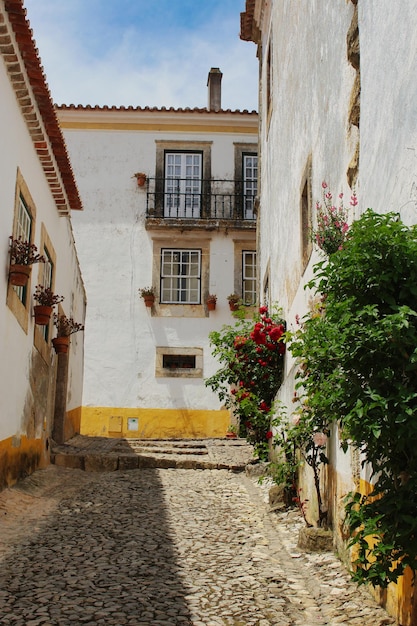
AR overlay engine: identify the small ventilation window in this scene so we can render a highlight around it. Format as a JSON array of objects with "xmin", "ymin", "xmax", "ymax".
[{"xmin": 163, "ymin": 354, "xmax": 196, "ymax": 369}]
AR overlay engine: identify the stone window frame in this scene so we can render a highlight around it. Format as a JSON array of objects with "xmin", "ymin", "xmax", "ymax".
[
  {"xmin": 151, "ymin": 232, "xmax": 211, "ymax": 318},
  {"xmin": 154, "ymin": 140, "xmax": 212, "ymax": 218},
  {"xmin": 234, "ymin": 143, "xmax": 258, "ymax": 219},
  {"xmin": 33, "ymin": 224, "xmax": 57, "ymax": 363},
  {"xmin": 155, "ymin": 346, "xmax": 203, "ymax": 378},
  {"xmin": 7, "ymin": 169, "xmax": 37, "ymax": 333},
  {"xmin": 232, "ymin": 239, "xmax": 257, "ymax": 309}
]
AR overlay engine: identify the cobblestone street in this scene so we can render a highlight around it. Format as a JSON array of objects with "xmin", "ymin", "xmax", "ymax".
[{"xmin": 0, "ymin": 458, "xmax": 395, "ymax": 625}]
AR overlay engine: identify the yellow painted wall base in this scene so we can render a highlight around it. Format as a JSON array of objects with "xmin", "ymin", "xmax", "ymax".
[
  {"xmin": 65, "ymin": 407, "xmax": 82, "ymax": 441},
  {"xmin": 80, "ymin": 406, "xmax": 230, "ymax": 439},
  {"xmin": 0, "ymin": 434, "xmax": 48, "ymax": 491},
  {"xmin": 358, "ymin": 478, "xmax": 415, "ymax": 625}
]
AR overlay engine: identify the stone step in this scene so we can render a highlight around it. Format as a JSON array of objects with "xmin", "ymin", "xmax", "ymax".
[{"xmin": 50, "ymin": 435, "xmax": 256, "ymax": 473}]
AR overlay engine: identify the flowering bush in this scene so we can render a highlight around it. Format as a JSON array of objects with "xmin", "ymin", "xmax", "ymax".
[
  {"xmin": 312, "ymin": 182, "xmax": 356, "ymax": 255},
  {"xmin": 205, "ymin": 305, "xmax": 286, "ymax": 459},
  {"xmin": 290, "ymin": 209, "xmax": 417, "ymax": 586}
]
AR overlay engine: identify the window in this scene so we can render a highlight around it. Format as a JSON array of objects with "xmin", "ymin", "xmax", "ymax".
[
  {"xmin": 14, "ymin": 194, "xmax": 32, "ymax": 305},
  {"xmin": 242, "ymin": 250, "xmax": 257, "ymax": 305},
  {"xmin": 301, "ymin": 160, "xmax": 312, "ymax": 270},
  {"xmin": 40, "ymin": 247, "xmax": 53, "ymax": 342},
  {"xmin": 266, "ymin": 39, "xmax": 273, "ymax": 120},
  {"xmin": 163, "ymin": 354, "xmax": 196, "ymax": 369},
  {"xmin": 234, "ymin": 144, "xmax": 258, "ymax": 220},
  {"xmin": 153, "ymin": 142, "xmax": 211, "ymax": 219},
  {"xmin": 7, "ymin": 170, "xmax": 38, "ymax": 332},
  {"xmin": 243, "ymin": 154, "xmax": 258, "ymax": 220},
  {"xmin": 164, "ymin": 152, "xmax": 202, "ymax": 218},
  {"xmin": 156, "ymin": 347, "xmax": 203, "ymax": 378},
  {"xmin": 160, "ymin": 249, "xmax": 201, "ymax": 304}
]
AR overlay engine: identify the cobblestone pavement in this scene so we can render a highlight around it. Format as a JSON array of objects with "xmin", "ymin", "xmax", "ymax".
[{"xmin": 0, "ymin": 462, "xmax": 396, "ymax": 625}]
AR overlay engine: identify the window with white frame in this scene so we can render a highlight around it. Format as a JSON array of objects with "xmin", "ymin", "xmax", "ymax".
[
  {"xmin": 243, "ymin": 154, "xmax": 258, "ymax": 220},
  {"xmin": 164, "ymin": 152, "xmax": 202, "ymax": 218},
  {"xmin": 242, "ymin": 250, "xmax": 257, "ymax": 305},
  {"xmin": 160, "ymin": 249, "xmax": 201, "ymax": 304}
]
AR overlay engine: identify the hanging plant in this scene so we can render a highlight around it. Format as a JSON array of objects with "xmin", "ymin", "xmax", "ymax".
[{"xmin": 8, "ymin": 236, "xmax": 45, "ymax": 286}]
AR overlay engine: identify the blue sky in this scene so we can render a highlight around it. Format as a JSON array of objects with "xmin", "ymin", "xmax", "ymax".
[{"xmin": 24, "ymin": 0, "xmax": 258, "ymax": 111}]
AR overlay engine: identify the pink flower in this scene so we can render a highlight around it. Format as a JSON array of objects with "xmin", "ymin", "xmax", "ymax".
[
  {"xmin": 295, "ymin": 314, "xmax": 300, "ymax": 325},
  {"xmin": 313, "ymin": 432, "xmax": 327, "ymax": 447},
  {"xmin": 322, "ymin": 181, "xmax": 328, "ymax": 189},
  {"xmin": 350, "ymin": 192, "xmax": 358, "ymax": 207},
  {"xmin": 292, "ymin": 414, "xmax": 300, "ymax": 425}
]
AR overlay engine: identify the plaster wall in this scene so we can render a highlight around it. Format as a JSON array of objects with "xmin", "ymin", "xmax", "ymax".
[{"xmin": 359, "ymin": 0, "xmax": 417, "ymax": 225}]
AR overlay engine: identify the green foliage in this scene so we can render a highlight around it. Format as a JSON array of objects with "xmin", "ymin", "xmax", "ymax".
[
  {"xmin": 205, "ymin": 305, "xmax": 285, "ymax": 460},
  {"xmin": 289, "ymin": 209, "xmax": 417, "ymax": 586}
]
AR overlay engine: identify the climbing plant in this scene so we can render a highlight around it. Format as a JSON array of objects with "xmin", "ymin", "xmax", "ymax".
[
  {"xmin": 205, "ymin": 306, "xmax": 285, "ymax": 460},
  {"xmin": 289, "ymin": 209, "xmax": 417, "ymax": 586}
]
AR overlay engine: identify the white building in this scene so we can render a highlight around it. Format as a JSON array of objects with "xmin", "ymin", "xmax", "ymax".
[
  {"xmin": 0, "ymin": 0, "xmax": 85, "ymax": 488},
  {"xmin": 57, "ymin": 70, "xmax": 258, "ymax": 439},
  {"xmin": 241, "ymin": 0, "xmax": 417, "ymax": 622}
]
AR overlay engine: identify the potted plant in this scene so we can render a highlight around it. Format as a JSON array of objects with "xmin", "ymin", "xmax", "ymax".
[
  {"xmin": 139, "ymin": 286, "xmax": 155, "ymax": 307},
  {"xmin": 226, "ymin": 424, "xmax": 238, "ymax": 439},
  {"xmin": 8, "ymin": 236, "xmax": 45, "ymax": 286},
  {"xmin": 132, "ymin": 172, "xmax": 147, "ymax": 187},
  {"xmin": 227, "ymin": 293, "xmax": 241, "ymax": 311},
  {"xmin": 33, "ymin": 285, "xmax": 64, "ymax": 325},
  {"xmin": 52, "ymin": 313, "xmax": 84, "ymax": 354},
  {"xmin": 206, "ymin": 294, "xmax": 217, "ymax": 311}
]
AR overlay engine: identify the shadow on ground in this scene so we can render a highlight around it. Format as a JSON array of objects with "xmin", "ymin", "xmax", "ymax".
[{"xmin": 0, "ymin": 468, "xmax": 193, "ymax": 624}]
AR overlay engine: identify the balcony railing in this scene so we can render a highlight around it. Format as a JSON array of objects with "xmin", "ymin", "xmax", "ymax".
[{"xmin": 144, "ymin": 178, "xmax": 257, "ymax": 221}]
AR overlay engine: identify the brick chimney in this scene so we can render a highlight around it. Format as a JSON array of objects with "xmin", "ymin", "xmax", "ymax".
[{"xmin": 207, "ymin": 67, "xmax": 223, "ymax": 112}]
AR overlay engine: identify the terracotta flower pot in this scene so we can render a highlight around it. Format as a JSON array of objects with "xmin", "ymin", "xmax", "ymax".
[
  {"xmin": 143, "ymin": 294, "xmax": 155, "ymax": 307},
  {"xmin": 207, "ymin": 299, "xmax": 216, "ymax": 311},
  {"xmin": 9, "ymin": 264, "xmax": 31, "ymax": 287},
  {"xmin": 52, "ymin": 336, "xmax": 70, "ymax": 354},
  {"xmin": 229, "ymin": 300, "xmax": 239, "ymax": 311},
  {"xmin": 34, "ymin": 305, "xmax": 53, "ymax": 325},
  {"xmin": 136, "ymin": 175, "xmax": 146, "ymax": 187}
]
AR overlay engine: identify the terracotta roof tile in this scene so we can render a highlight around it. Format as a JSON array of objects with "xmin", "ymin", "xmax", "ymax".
[{"xmin": 56, "ymin": 103, "xmax": 257, "ymax": 115}]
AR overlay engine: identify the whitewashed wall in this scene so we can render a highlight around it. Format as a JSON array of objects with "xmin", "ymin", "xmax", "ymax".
[
  {"xmin": 359, "ymin": 0, "xmax": 417, "ymax": 225},
  {"xmin": 0, "ymin": 40, "xmax": 85, "ymax": 445},
  {"xmin": 63, "ymin": 121, "xmax": 257, "ymax": 420}
]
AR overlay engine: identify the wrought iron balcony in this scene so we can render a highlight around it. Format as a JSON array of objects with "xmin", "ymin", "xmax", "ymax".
[{"xmin": 144, "ymin": 178, "xmax": 257, "ymax": 224}]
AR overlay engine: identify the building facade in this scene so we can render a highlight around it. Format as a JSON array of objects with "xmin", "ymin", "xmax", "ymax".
[
  {"xmin": 241, "ymin": 0, "xmax": 417, "ymax": 622},
  {"xmin": 56, "ymin": 71, "xmax": 258, "ymax": 439},
  {"xmin": 0, "ymin": 0, "xmax": 86, "ymax": 488}
]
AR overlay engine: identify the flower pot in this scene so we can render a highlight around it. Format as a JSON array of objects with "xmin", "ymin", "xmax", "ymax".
[
  {"xmin": 136, "ymin": 175, "xmax": 146, "ymax": 187},
  {"xmin": 52, "ymin": 336, "xmax": 70, "ymax": 354},
  {"xmin": 207, "ymin": 299, "xmax": 216, "ymax": 311},
  {"xmin": 143, "ymin": 295, "xmax": 155, "ymax": 307},
  {"xmin": 34, "ymin": 305, "xmax": 53, "ymax": 325},
  {"xmin": 9, "ymin": 264, "xmax": 31, "ymax": 287},
  {"xmin": 226, "ymin": 432, "xmax": 238, "ymax": 439},
  {"xmin": 229, "ymin": 301, "xmax": 239, "ymax": 312}
]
